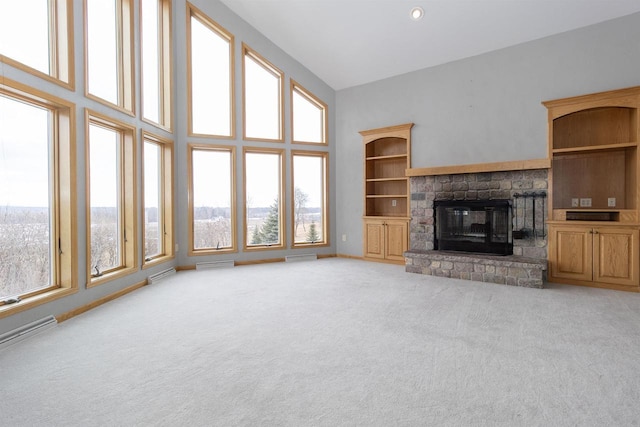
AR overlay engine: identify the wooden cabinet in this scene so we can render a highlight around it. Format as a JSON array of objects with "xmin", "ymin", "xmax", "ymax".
[
  {"xmin": 544, "ymin": 87, "xmax": 640, "ymax": 291},
  {"xmin": 549, "ymin": 225, "xmax": 639, "ymax": 289},
  {"xmin": 549, "ymin": 225, "xmax": 592, "ymax": 282},
  {"xmin": 594, "ymin": 227, "xmax": 639, "ymax": 287},
  {"xmin": 360, "ymin": 123, "xmax": 412, "ymax": 264},
  {"xmin": 364, "ymin": 218, "xmax": 408, "ymax": 262}
]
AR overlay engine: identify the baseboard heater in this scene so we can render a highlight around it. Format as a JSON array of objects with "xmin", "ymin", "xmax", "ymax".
[
  {"xmin": 0, "ymin": 315, "xmax": 57, "ymax": 352},
  {"xmin": 285, "ymin": 253, "xmax": 317, "ymax": 262},
  {"xmin": 148, "ymin": 267, "xmax": 176, "ymax": 284},
  {"xmin": 196, "ymin": 260, "xmax": 235, "ymax": 270}
]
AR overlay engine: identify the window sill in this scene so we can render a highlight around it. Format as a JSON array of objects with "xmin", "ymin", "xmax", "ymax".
[
  {"xmin": 244, "ymin": 244, "xmax": 286, "ymax": 251},
  {"xmin": 292, "ymin": 242, "xmax": 329, "ymax": 248},
  {"xmin": 88, "ymin": 266, "xmax": 138, "ymax": 288},
  {"xmin": 188, "ymin": 248, "xmax": 237, "ymax": 257},
  {"xmin": 142, "ymin": 255, "xmax": 175, "ymax": 270},
  {"xmin": 0, "ymin": 287, "xmax": 77, "ymax": 320}
]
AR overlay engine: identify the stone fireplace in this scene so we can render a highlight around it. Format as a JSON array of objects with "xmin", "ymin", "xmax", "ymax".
[{"xmin": 404, "ymin": 168, "xmax": 548, "ymax": 288}]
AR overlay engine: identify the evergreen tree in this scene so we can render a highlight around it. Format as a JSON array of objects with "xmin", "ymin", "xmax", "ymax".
[
  {"xmin": 250, "ymin": 224, "xmax": 263, "ymax": 244},
  {"xmin": 259, "ymin": 198, "xmax": 280, "ymax": 244},
  {"xmin": 306, "ymin": 221, "xmax": 320, "ymax": 243}
]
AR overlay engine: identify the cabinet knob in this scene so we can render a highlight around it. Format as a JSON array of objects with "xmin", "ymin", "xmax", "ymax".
[{"xmin": 593, "ymin": 230, "xmax": 599, "ymax": 234}]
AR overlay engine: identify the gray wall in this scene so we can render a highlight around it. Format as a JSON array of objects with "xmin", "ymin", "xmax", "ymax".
[
  {"xmin": 335, "ymin": 12, "xmax": 640, "ymax": 257},
  {"xmin": 0, "ymin": 0, "xmax": 335, "ymax": 335}
]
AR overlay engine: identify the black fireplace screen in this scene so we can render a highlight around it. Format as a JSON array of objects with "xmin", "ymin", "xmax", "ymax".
[{"xmin": 434, "ymin": 199, "xmax": 513, "ymax": 255}]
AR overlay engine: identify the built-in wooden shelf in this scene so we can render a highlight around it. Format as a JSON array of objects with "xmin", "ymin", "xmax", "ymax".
[
  {"xmin": 552, "ymin": 142, "xmax": 637, "ymax": 155},
  {"xmin": 361, "ymin": 123, "xmax": 413, "ymax": 264},
  {"xmin": 366, "ymin": 154, "xmax": 407, "ymax": 161}
]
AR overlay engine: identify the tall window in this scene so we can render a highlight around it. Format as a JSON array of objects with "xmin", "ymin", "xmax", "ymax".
[
  {"xmin": 87, "ymin": 112, "xmax": 137, "ymax": 285},
  {"xmin": 189, "ymin": 145, "xmax": 236, "ymax": 254},
  {"xmin": 143, "ymin": 132, "xmax": 174, "ymax": 265},
  {"xmin": 243, "ymin": 44, "xmax": 284, "ymax": 141},
  {"xmin": 291, "ymin": 80, "xmax": 328, "ymax": 145},
  {"xmin": 244, "ymin": 148, "xmax": 284, "ymax": 248},
  {"xmin": 141, "ymin": 0, "xmax": 172, "ymax": 129},
  {"xmin": 292, "ymin": 151, "xmax": 328, "ymax": 246},
  {"xmin": 85, "ymin": 0, "xmax": 134, "ymax": 112},
  {"xmin": 187, "ymin": 4, "xmax": 234, "ymax": 137},
  {"xmin": 0, "ymin": 79, "xmax": 76, "ymax": 311},
  {"xmin": 0, "ymin": 0, "xmax": 74, "ymax": 87}
]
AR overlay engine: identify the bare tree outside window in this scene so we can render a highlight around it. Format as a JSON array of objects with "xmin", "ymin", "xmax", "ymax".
[
  {"xmin": 191, "ymin": 147, "xmax": 234, "ymax": 251},
  {"xmin": 144, "ymin": 140, "xmax": 162, "ymax": 259},
  {"xmin": 294, "ymin": 187, "xmax": 309, "ymax": 236},
  {"xmin": 0, "ymin": 94, "xmax": 52, "ymax": 299},
  {"xmin": 89, "ymin": 124, "xmax": 122, "ymax": 275},
  {"xmin": 292, "ymin": 153, "xmax": 326, "ymax": 244}
]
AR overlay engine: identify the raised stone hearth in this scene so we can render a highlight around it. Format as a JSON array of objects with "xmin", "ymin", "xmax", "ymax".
[
  {"xmin": 406, "ymin": 167, "xmax": 549, "ymax": 288},
  {"xmin": 405, "ymin": 250, "xmax": 546, "ymax": 288}
]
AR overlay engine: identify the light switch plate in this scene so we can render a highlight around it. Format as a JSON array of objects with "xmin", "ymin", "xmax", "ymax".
[
  {"xmin": 571, "ymin": 198, "xmax": 579, "ymax": 207},
  {"xmin": 580, "ymin": 198, "xmax": 592, "ymax": 207},
  {"xmin": 608, "ymin": 198, "xmax": 616, "ymax": 207}
]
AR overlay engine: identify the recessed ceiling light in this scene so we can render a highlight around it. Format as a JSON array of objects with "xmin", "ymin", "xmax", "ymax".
[{"xmin": 410, "ymin": 6, "xmax": 424, "ymax": 21}]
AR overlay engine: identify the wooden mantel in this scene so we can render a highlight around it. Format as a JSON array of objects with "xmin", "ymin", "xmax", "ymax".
[{"xmin": 406, "ymin": 158, "xmax": 550, "ymax": 177}]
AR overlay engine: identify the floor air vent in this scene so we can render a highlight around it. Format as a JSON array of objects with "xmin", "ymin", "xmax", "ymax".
[
  {"xmin": 285, "ymin": 254, "xmax": 318, "ymax": 262},
  {"xmin": 0, "ymin": 315, "xmax": 57, "ymax": 352},
  {"xmin": 148, "ymin": 268, "xmax": 176, "ymax": 284},
  {"xmin": 196, "ymin": 260, "xmax": 235, "ymax": 270}
]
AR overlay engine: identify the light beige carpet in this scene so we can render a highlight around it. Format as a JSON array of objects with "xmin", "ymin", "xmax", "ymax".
[{"xmin": 1, "ymin": 258, "xmax": 640, "ymax": 426}]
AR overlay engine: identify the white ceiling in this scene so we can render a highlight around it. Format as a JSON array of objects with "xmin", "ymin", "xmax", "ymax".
[{"xmin": 219, "ymin": 0, "xmax": 640, "ymax": 90}]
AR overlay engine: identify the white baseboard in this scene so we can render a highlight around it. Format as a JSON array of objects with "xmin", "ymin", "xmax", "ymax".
[
  {"xmin": 0, "ymin": 315, "xmax": 57, "ymax": 352},
  {"xmin": 285, "ymin": 254, "xmax": 318, "ymax": 262},
  {"xmin": 148, "ymin": 268, "xmax": 176, "ymax": 284},
  {"xmin": 196, "ymin": 260, "xmax": 235, "ymax": 270}
]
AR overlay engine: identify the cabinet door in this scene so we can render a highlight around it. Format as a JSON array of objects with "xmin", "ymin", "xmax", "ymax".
[
  {"xmin": 385, "ymin": 220, "xmax": 408, "ymax": 261},
  {"xmin": 549, "ymin": 225, "xmax": 592, "ymax": 282},
  {"xmin": 593, "ymin": 228, "xmax": 639, "ymax": 287},
  {"xmin": 364, "ymin": 220, "xmax": 385, "ymax": 259}
]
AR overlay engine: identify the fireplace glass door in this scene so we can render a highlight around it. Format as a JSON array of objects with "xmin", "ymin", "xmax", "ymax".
[{"xmin": 434, "ymin": 199, "xmax": 513, "ymax": 255}]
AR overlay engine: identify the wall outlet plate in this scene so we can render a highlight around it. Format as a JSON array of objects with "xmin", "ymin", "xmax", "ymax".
[
  {"xmin": 608, "ymin": 197, "xmax": 616, "ymax": 207},
  {"xmin": 571, "ymin": 198, "xmax": 579, "ymax": 207},
  {"xmin": 579, "ymin": 198, "xmax": 592, "ymax": 207}
]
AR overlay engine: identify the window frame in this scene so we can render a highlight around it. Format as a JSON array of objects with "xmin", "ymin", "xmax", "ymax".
[
  {"xmin": 291, "ymin": 150, "xmax": 329, "ymax": 247},
  {"xmin": 0, "ymin": 0, "xmax": 75, "ymax": 90},
  {"xmin": 242, "ymin": 43, "xmax": 285, "ymax": 142},
  {"xmin": 85, "ymin": 110, "xmax": 138, "ymax": 287},
  {"xmin": 290, "ymin": 79, "xmax": 328, "ymax": 145},
  {"xmin": 187, "ymin": 143, "xmax": 237, "ymax": 256},
  {"xmin": 186, "ymin": 2, "xmax": 235, "ymax": 139},
  {"xmin": 0, "ymin": 78, "xmax": 77, "ymax": 319},
  {"xmin": 84, "ymin": 0, "xmax": 135, "ymax": 115},
  {"xmin": 140, "ymin": 0, "xmax": 173, "ymax": 131},
  {"xmin": 142, "ymin": 131, "xmax": 174, "ymax": 268},
  {"xmin": 243, "ymin": 147, "xmax": 286, "ymax": 251}
]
